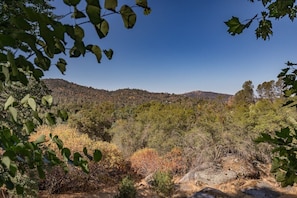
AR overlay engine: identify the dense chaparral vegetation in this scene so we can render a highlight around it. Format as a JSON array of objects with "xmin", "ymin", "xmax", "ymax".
[
  {"xmin": 0, "ymin": 77, "xmax": 288, "ymax": 196},
  {"xmin": 43, "ymin": 78, "xmax": 297, "ymax": 186}
]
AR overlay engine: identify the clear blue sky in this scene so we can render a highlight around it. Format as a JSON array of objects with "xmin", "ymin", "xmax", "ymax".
[{"xmin": 44, "ymin": 0, "xmax": 297, "ymax": 95}]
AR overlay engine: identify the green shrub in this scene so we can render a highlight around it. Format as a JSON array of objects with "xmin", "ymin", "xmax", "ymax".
[
  {"xmin": 115, "ymin": 176, "xmax": 137, "ymax": 198},
  {"xmin": 151, "ymin": 171, "xmax": 174, "ymax": 197}
]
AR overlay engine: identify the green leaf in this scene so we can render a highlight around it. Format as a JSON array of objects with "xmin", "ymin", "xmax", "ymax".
[
  {"xmin": 93, "ymin": 149, "xmax": 102, "ymax": 162},
  {"xmin": 46, "ymin": 112, "xmax": 56, "ymax": 125},
  {"xmin": 34, "ymin": 135, "xmax": 46, "ymax": 144},
  {"xmin": 275, "ymin": 171, "xmax": 286, "ymax": 183},
  {"xmin": 104, "ymin": 0, "xmax": 117, "ymax": 11},
  {"xmin": 33, "ymin": 111, "xmax": 43, "ymax": 125},
  {"xmin": 56, "ymin": 58, "xmax": 67, "ymax": 74},
  {"xmin": 87, "ymin": 45, "xmax": 102, "ymax": 63},
  {"xmin": 5, "ymin": 179, "xmax": 14, "ymax": 190},
  {"xmin": 28, "ymin": 98, "xmax": 37, "ymax": 111},
  {"xmin": 54, "ymin": 39, "xmax": 66, "ymax": 54},
  {"xmin": 83, "ymin": 147, "xmax": 88, "ymax": 155},
  {"xmin": 74, "ymin": 25, "xmax": 85, "ymax": 41},
  {"xmin": 224, "ymin": 16, "xmax": 245, "ymax": 36},
  {"xmin": 103, "ymin": 49, "xmax": 114, "ymax": 60},
  {"xmin": 25, "ymin": 121, "xmax": 35, "ymax": 134},
  {"xmin": 255, "ymin": 132, "xmax": 274, "ymax": 143},
  {"xmin": 2, "ymin": 65, "xmax": 10, "ymax": 82},
  {"xmin": 69, "ymin": 0, "xmax": 81, "ymax": 6},
  {"xmin": 69, "ymin": 46, "xmax": 82, "ymax": 58},
  {"xmin": 74, "ymin": 40, "xmax": 86, "ymax": 56},
  {"xmin": 120, "ymin": 5, "xmax": 137, "ymax": 29},
  {"xmin": 95, "ymin": 19, "xmax": 109, "ymax": 39},
  {"xmin": 83, "ymin": 147, "xmax": 93, "ymax": 160},
  {"xmin": 33, "ymin": 69, "xmax": 44, "ymax": 80},
  {"xmin": 136, "ymin": 0, "xmax": 148, "ymax": 8},
  {"xmin": 62, "ymin": 148, "xmax": 71, "ymax": 160},
  {"xmin": 16, "ymin": 185, "xmax": 24, "ymax": 195},
  {"xmin": 2, "ymin": 156, "xmax": 11, "ymax": 168},
  {"xmin": 9, "ymin": 107, "xmax": 17, "ymax": 122},
  {"xmin": 52, "ymin": 135, "xmax": 64, "ymax": 150},
  {"xmin": 7, "ymin": 51, "xmax": 18, "ymax": 76},
  {"xmin": 34, "ymin": 56, "xmax": 51, "ymax": 71},
  {"xmin": 268, "ymin": 1, "xmax": 294, "ymax": 19},
  {"xmin": 52, "ymin": 22, "xmax": 66, "ymax": 41},
  {"xmin": 42, "ymin": 95, "xmax": 53, "ymax": 106},
  {"xmin": 72, "ymin": 7, "xmax": 87, "ymax": 19},
  {"xmin": 276, "ymin": 127, "xmax": 291, "ymax": 138},
  {"xmin": 63, "ymin": 0, "xmax": 71, "ymax": 6},
  {"xmin": 261, "ymin": 0, "xmax": 271, "ymax": 6},
  {"xmin": 18, "ymin": 71, "xmax": 29, "ymax": 86},
  {"xmin": 144, "ymin": 7, "xmax": 152, "ymax": 15},
  {"xmin": 86, "ymin": 4, "xmax": 102, "ymax": 25},
  {"xmin": 21, "ymin": 94, "xmax": 30, "ymax": 104},
  {"xmin": 39, "ymin": 22, "xmax": 55, "ymax": 57},
  {"xmin": 5, "ymin": 96, "xmax": 15, "ymax": 110},
  {"xmin": 9, "ymin": 163, "xmax": 17, "ymax": 177},
  {"xmin": 86, "ymin": 0, "xmax": 101, "ymax": 7},
  {"xmin": 81, "ymin": 162, "xmax": 89, "ymax": 173},
  {"xmin": 255, "ymin": 18, "xmax": 273, "ymax": 40},
  {"xmin": 10, "ymin": 16, "xmax": 31, "ymax": 31},
  {"xmin": 65, "ymin": 25, "xmax": 75, "ymax": 40},
  {"xmin": 4, "ymin": 150, "xmax": 16, "ymax": 160},
  {"xmin": 73, "ymin": 152, "xmax": 82, "ymax": 166},
  {"xmin": 14, "ymin": 32, "xmax": 39, "ymax": 55},
  {"xmin": 37, "ymin": 165, "xmax": 45, "ymax": 179},
  {"xmin": 283, "ymin": 171, "xmax": 296, "ymax": 187},
  {"xmin": 0, "ymin": 35, "xmax": 17, "ymax": 49},
  {"xmin": 58, "ymin": 109, "xmax": 68, "ymax": 121}
]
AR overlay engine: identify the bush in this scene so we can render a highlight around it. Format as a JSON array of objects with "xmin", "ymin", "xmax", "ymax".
[
  {"xmin": 32, "ymin": 124, "xmax": 125, "ymax": 168},
  {"xmin": 115, "ymin": 176, "xmax": 137, "ymax": 198},
  {"xmin": 130, "ymin": 148, "xmax": 161, "ymax": 176},
  {"xmin": 162, "ymin": 148, "xmax": 188, "ymax": 175},
  {"xmin": 151, "ymin": 171, "xmax": 174, "ymax": 197},
  {"xmin": 31, "ymin": 124, "xmax": 127, "ymax": 194}
]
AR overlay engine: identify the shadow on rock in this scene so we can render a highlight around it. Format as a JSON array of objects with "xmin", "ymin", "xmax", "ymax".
[
  {"xmin": 188, "ymin": 186, "xmax": 296, "ymax": 198},
  {"xmin": 242, "ymin": 187, "xmax": 280, "ymax": 198},
  {"xmin": 190, "ymin": 187, "xmax": 231, "ymax": 198}
]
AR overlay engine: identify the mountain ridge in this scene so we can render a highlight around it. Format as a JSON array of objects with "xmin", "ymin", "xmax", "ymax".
[{"xmin": 42, "ymin": 78, "xmax": 232, "ymax": 105}]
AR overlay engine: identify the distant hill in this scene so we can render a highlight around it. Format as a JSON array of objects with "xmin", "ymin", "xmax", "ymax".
[
  {"xmin": 182, "ymin": 91, "xmax": 232, "ymax": 101},
  {"xmin": 42, "ymin": 79, "xmax": 232, "ymax": 106}
]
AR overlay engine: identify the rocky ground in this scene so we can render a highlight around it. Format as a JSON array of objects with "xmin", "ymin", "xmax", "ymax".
[
  {"xmin": 38, "ymin": 155, "xmax": 297, "ymax": 198},
  {"xmin": 39, "ymin": 177, "xmax": 297, "ymax": 198}
]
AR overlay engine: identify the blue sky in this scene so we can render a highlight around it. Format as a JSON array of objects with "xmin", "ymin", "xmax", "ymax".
[{"xmin": 44, "ymin": 0, "xmax": 297, "ymax": 95}]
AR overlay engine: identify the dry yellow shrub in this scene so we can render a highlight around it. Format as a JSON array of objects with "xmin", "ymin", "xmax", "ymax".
[{"xmin": 31, "ymin": 124, "xmax": 124, "ymax": 168}]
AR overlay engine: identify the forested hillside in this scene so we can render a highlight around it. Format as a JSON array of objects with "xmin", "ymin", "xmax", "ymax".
[
  {"xmin": 32, "ymin": 78, "xmax": 297, "ymax": 197},
  {"xmin": 42, "ymin": 78, "xmax": 296, "ymax": 165},
  {"xmin": 43, "ymin": 79, "xmax": 232, "ymax": 106}
]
